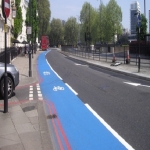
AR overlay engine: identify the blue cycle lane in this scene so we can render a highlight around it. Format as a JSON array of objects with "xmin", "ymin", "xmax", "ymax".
[{"xmin": 37, "ymin": 50, "xmax": 134, "ymax": 150}]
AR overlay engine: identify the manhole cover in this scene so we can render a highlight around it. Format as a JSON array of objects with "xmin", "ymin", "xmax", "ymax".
[{"xmin": 22, "ymin": 106, "xmax": 35, "ymax": 112}]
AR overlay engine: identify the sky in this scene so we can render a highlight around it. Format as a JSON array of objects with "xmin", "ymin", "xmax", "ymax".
[{"xmin": 50, "ymin": 0, "xmax": 150, "ymax": 32}]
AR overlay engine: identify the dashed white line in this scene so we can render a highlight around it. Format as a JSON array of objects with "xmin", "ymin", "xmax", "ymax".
[
  {"xmin": 37, "ymin": 91, "xmax": 41, "ymax": 94},
  {"xmin": 29, "ymin": 86, "xmax": 33, "ymax": 101},
  {"xmin": 37, "ymin": 87, "xmax": 40, "ymax": 91},
  {"xmin": 36, "ymin": 84, "xmax": 43, "ymax": 101},
  {"xmin": 29, "ymin": 94, "xmax": 33, "ymax": 97},
  {"xmin": 28, "ymin": 84, "xmax": 44, "ymax": 101},
  {"xmin": 65, "ymin": 83, "xmax": 78, "ymax": 95}
]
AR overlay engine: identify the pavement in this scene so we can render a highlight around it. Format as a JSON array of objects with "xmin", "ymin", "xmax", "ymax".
[
  {"xmin": 0, "ymin": 48, "xmax": 149, "ymax": 150},
  {"xmin": 0, "ymin": 50, "xmax": 55, "ymax": 150},
  {"xmin": 59, "ymin": 49, "xmax": 150, "ymax": 81}
]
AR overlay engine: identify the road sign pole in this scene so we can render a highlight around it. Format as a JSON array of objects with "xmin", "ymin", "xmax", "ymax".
[
  {"xmin": 138, "ymin": 28, "xmax": 141, "ymax": 72},
  {"xmin": 137, "ymin": 13, "xmax": 141, "ymax": 73},
  {"xmin": 4, "ymin": 17, "xmax": 8, "ymax": 113},
  {"xmin": 2, "ymin": 0, "xmax": 10, "ymax": 113}
]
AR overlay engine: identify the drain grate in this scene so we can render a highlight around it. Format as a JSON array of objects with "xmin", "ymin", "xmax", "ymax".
[
  {"xmin": 47, "ymin": 114, "xmax": 57, "ymax": 119},
  {"xmin": 22, "ymin": 106, "xmax": 35, "ymax": 112}
]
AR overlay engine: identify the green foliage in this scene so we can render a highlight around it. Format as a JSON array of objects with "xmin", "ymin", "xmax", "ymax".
[
  {"xmin": 136, "ymin": 14, "xmax": 148, "ymax": 41},
  {"xmin": 37, "ymin": 0, "xmax": 51, "ymax": 39},
  {"xmin": 26, "ymin": 0, "xmax": 39, "ymax": 43},
  {"xmin": 13, "ymin": 0, "xmax": 23, "ymax": 39},
  {"xmin": 80, "ymin": 2, "xmax": 93, "ymax": 44},
  {"xmin": 103, "ymin": 0, "xmax": 122, "ymax": 42},
  {"xmin": 64, "ymin": 17, "xmax": 79, "ymax": 45},
  {"xmin": 49, "ymin": 19, "xmax": 63, "ymax": 45},
  {"xmin": 79, "ymin": 0, "xmax": 122, "ymax": 44}
]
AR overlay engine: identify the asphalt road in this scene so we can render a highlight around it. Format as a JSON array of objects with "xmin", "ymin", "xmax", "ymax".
[
  {"xmin": 46, "ymin": 49, "xmax": 150, "ymax": 150},
  {"xmin": 8, "ymin": 48, "xmax": 149, "ymax": 149}
]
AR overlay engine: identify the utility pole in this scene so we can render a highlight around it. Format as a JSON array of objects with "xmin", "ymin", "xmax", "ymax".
[{"xmin": 144, "ymin": 0, "xmax": 146, "ymax": 17}]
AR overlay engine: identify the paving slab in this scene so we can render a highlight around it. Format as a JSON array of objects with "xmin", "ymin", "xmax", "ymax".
[
  {"xmin": 0, "ymin": 143, "xmax": 24, "ymax": 150},
  {"xmin": 0, "ymin": 133, "xmax": 21, "ymax": 148},
  {"xmin": 19, "ymin": 131, "xmax": 42, "ymax": 150},
  {"xmin": 15, "ymin": 123, "xmax": 36, "ymax": 134}
]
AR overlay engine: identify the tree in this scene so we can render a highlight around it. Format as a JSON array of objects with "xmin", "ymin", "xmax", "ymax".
[
  {"xmin": 80, "ymin": 2, "xmax": 93, "ymax": 43},
  {"xmin": 26, "ymin": 0, "xmax": 39, "ymax": 43},
  {"xmin": 103, "ymin": 0, "xmax": 122, "ymax": 43},
  {"xmin": 49, "ymin": 19, "xmax": 63, "ymax": 46},
  {"xmin": 13, "ymin": 0, "xmax": 23, "ymax": 39},
  {"xmin": 97, "ymin": 2, "xmax": 106, "ymax": 42},
  {"xmin": 37, "ymin": 0, "xmax": 51, "ymax": 39},
  {"xmin": 64, "ymin": 17, "xmax": 79, "ymax": 45},
  {"xmin": 136, "ymin": 14, "xmax": 148, "ymax": 41},
  {"xmin": 80, "ymin": 0, "xmax": 122, "ymax": 44}
]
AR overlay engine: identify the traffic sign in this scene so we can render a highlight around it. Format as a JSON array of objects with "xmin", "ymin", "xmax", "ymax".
[
  {"xmin": 137, "ymin": 14, "xmax": 141, "ymax": 28},
  {"xmin": 2, "ymin": 0, "xmax": 10, "ymax": 18}
]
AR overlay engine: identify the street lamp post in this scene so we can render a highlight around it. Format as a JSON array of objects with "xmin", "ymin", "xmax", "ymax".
[
  {"xmin": 144, "ymin": 0, "xmax": 146, "ymax": 17},
  {"xmin": 135, "ymin": 11, "xmax": 141, "ymax": 72}
]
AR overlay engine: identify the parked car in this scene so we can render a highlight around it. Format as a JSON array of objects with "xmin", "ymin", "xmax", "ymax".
[{"xmin": 0, "ymin": 63, "xmax": 19, "ymax": 98}]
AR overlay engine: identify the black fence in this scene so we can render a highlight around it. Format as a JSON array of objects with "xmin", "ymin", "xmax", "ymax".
[
  {"xmin": 61, "ymin": 44, "xmax": 150, "ymax": 68},
  {"xmin": 0, "ymin": 47, "xmax": 20, "ymax": 64}
]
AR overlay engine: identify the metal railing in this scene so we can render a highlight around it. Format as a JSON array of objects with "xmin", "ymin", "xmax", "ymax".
[
  {"xmin": 61, "ymin": 44, "xmax": 150, "ymax": 68},
  {"xmin": 0, "ymin": 47, "xmax": 20, "ymax": 64}
]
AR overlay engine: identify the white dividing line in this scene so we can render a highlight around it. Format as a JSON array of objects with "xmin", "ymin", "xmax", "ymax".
[
  {"xmin": 29, "ymin": 94, "xmax": 33, "ymax": 97},
  {"xmin": 29, "ymin": 86, "xmax": 33, "ymax": 101},
  {"xmin": 65, "ymin": 83, "xmax": 78, "ymax": 95},
  {"xmin": 37, "ymin": 91, "xmax": 41, "ymax": 94},
  {"xmin": 36, "ymin": 87, "xmax": 41, "ymax": 91},
  {"xmin": 124, "ymin": 82, "xmax": 150, "ymax": 88},
  {"xmin": 46, "ymin": 59, "xmax": 62, "ymax": 80},
  {"xmin": 75, "ymin": 63, "xmax": 88, "ymax": 67},
  {"xmin": 85, "ymin": 103, "xmax": 135, "ymax": 150},
  {"xmin": 36, "ymin": 84, "xmax": 43, "ymax": 101}
]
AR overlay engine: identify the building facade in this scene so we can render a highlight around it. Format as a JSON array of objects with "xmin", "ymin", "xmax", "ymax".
[
  {"xmin": 17, "ymin": 0, "xmax": 28, "ymax": 45},
  {"xmin": 149, "ymin": 10, "xmax": 150, "ymax": 33},
  {"xmin": 130, "ymin": 1, "xmax": 140, "ymax": 35},
  {"xmin": 0, "ymin": 0, "xmax": 15, "ymax": 51}
]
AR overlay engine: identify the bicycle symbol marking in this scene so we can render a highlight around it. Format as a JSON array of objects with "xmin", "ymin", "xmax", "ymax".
[
  {"xmin": 53, "ymin": 86, "xmax": 64, "ymax": 91},
  {"xmin": 43, "ymin": 71, "xmax": 50, "ymax": 75}
]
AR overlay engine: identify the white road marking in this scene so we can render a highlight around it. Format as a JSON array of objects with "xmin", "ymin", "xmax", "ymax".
[
  {"xmin": 37, "ymin": 91, "xmax": 41, "ymax": 94},
  {"xmin": 85, "ymin": 103, "xmax": 135, "ymax": 150},
  {"xmin": 124, "ymin": 82, "xmax": 150, "ymax": 87},
  {"xmin": 65, "ymin": 83, "xmax": 78, "ymax": 95},
  {"xmin": 28, "ymin": 84, "xmax": 44, "ymax": 101},
  {"xmin": 29, "ymin": 98, "xmax": 33, "ymax": 101},
  {"xmin": 37, "ymin": 87, "xmax": 40, "ymax": 91},
  {"xmin": 75, "ymin": 63, "xmax": 88, "ymax": 67},
  {"xmin": 29, "ymin": 94, "xmax": 33, "ymax": 97},
  {"xmin": 46, "ymin": 59, "xmax": 62, "ymax": 80},
  {"xmin": 39, "ymin": 97, "xmax": 43, "ymax": 101},
  {"xmin": 36, "ymin": 84, "xmax": 43, "ymax": 101},
  {"xmin": 38, "ymin": 93, "xmax": 43, "ymax": 97},
  {"xmin": 29, "ymin": 86, "xmax": 33, "ymax": 101}
]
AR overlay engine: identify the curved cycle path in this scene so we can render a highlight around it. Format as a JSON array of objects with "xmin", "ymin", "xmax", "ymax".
[{"xmin": 37, "ymin": 50, "xmax": 134, "ymax": 150}]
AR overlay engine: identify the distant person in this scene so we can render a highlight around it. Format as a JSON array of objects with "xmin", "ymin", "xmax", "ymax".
[{"xmin": 34, "ymin": 42, "xmax": 37, "ymax": 54}]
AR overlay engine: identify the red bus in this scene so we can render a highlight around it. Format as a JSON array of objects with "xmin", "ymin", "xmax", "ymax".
[{"xmin": 41, "ymin": 36, "xmax": 49, "ymax": 51}]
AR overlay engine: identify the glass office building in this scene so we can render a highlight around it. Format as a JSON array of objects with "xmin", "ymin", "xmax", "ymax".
[
  {"xmin": 130, "ymin": 1, "xmax": 140, "ymax": 35},
  {"xmin": 149, "ymin": 10, "xmax": 150, "ymax": 33}
]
